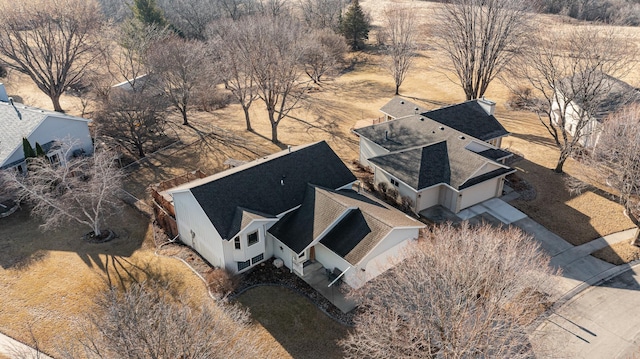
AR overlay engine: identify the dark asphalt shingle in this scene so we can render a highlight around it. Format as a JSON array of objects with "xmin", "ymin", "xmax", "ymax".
[
  {"xmin": 424, "ymin": 100, "xmax": 508, "ymax": 141},
  {"xmin": 184, "ymin": 141, "xmax": 356, "ymax": 240}
]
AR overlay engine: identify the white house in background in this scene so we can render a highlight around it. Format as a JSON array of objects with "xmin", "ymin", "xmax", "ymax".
[
  {"xmin": 354, "ymin": 115, "xmax": 515, "ymax": 215},
  {"xmin": 552, "ymin": 75, "xmax": 640, "ymax": 148},
  {"xmin": 379, "ymin": 96, "xmax": 510, "ymax": 148},
  {"xmin": 166, "ymin": 141, "xmax": 424, "ymax": 289},
  {"xmin": 0, "ymin": 83, "xmax": 93, "ymax": 172}
]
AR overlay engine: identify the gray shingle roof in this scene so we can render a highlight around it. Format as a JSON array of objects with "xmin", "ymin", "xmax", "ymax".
[
  {"xmin": 269, "ymin": 185, "xmax": 422, "ymax": 264},
  {"xmin": 369, "ymin": 142, "xmax": 451, "ymax": 189},
  {"xmin": 353, "ymin": 114, "xmax": 471, "ymax": 152},
  {"xmin": 355, "ymin": 115, "xmax": 512, "ymax": 191},
  {"xmin": 379, "ymin": 96, "xmax": 428, "ymax": 119},
  {"xmin": 0, "ymin": 101, "xmax": 90, "ymax": 167},
  {"xmin": 177, "ymin": 141, "xmax": 356, "ymax": 240},
  {"xmin": 424, "ymin": 100, "xmax": 508, "ymax": 141}
]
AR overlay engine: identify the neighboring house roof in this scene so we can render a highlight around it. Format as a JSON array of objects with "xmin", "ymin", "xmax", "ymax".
[
  {"xmin": 355, "ymin": 115, "xmax": 513, "ymax": 191},
  {"xmin": 379, "ymin": 96, "xmax": 427, "ymax": 119},
  {"xmin": 562, "ymin": 74, "xmax": 640, "ymax": 121},
  {"xmin": 424, "ymin": 100, "xmax": 509, "ymax": 141},
  {"xmin": 171, "ymin": 141, "xmax": 356, "ymax": 240},
  {"xmin": 354, "ymin": 114, "xmax": 478, "ymax": 152},
  {"xmin": 0, "ymin": 100, "xmax": 90, "ymax": 167},
  {"xmin": 269, "ymin": 185, "xmax": 421, "ymax": 264}
]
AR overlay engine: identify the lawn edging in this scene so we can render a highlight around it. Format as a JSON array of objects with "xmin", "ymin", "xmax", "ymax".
[{"xmin": 230, "ymin": 283, "xmax": 355, "ymax": 328}]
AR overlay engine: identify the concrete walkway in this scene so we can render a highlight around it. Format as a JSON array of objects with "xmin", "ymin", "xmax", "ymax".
[
  {"xmin": 462, "ymin": 198, "xmax": 637, "ymax": 302},
  {"xmin": 0, "ymin": 331, "xmax": 53, "ymax": 359}
]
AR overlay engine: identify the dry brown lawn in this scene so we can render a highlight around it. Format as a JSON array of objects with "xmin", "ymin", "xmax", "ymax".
[
  {"xmin": 0, "ymin": 207, "xmax": 289, "ymax": 358},
  {"xmin": 3, "ymin": 0, "xmax": 640, "ymax": 353},
  {"xmin": 592, "ymin": 241, "xmax": 640, "ymax": 265}
]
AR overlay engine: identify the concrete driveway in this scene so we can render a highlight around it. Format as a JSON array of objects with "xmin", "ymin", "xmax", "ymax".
[{"xmin": 532, "ymin": 265, "xmax": 640, "ymax": 358}]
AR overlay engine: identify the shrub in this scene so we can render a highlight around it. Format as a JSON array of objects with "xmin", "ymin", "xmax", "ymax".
[{"xmin": 206, "ymin": 268, "xmax": 238, "ymax": 297}]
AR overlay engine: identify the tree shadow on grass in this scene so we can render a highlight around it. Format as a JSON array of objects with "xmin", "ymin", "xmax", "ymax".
[{"xmin": 0, "ymin": 204, "xmax": 147, "ymax": 270}]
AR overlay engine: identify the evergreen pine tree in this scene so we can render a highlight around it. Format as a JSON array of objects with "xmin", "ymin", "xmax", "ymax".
[
  {"xmin": 35, "ymin": 142, "xmax": 46, "ymax": 157},
  {"xmin": 131, "ymin": 0, "xmax": 168, "ymax": 28},
  {"xmin": 22, "ymin": 138, "xmax": 36, "ymax": 158},
  {"xmin": 339, "ymin": 0, "xmax": 370, "ymax": 51}
]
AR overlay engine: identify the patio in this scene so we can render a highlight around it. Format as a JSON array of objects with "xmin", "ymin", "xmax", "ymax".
[{"xmin": 300, "ymin": 261, "xmax": 357, "ymax": 313}]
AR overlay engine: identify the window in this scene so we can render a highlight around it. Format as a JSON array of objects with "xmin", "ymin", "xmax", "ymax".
[
  {"xmin": 237, "ymin": 260, "xmax": 250, "ymax": 271},
  {"xmin": 247, "ymin": 231, "xmax": 259, "ymax": 246},
  {"xmin": 47, "ymin": 152, "xmax": 61, "ymax": 165},
  {"xmin": 251, "ymin": 253, "xmax": 264, "ymax": 265},
  {"xmin": 391, "ymin": 178, "xmax": 399, "ymax": 187},
  {"xmin": 234, "ymin": 237, "xmax": 241, "ymax": 250}
]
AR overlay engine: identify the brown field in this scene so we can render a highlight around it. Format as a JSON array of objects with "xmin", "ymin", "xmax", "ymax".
[{"xmin": 2, "ymin": 0, "xmax": 640, "ymax": 355}]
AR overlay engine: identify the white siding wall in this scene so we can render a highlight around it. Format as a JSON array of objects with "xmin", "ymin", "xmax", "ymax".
[
  {"xmin": 439, "ymin": 186, "xmax": 458, "ymax": 212},
  {"xmin": 315, "ymin": 244, "xmax": 351, "ymax": 275},
  {"xmin": 172, "ymin": 191, "xmax": 225, "ymax": 268},
  {"xmin": 224, "ymin": 219, "xmax": 278, "ymax": 273},
  {"xmin": 359, "ymin": 137, "xmax": 388, "ymax": 168},
  {"xmin": 373, "ymin": 167, "xmax": 418, "ymax": 209},
  {"xmin": 271, "ymin": 234, "xmax": 299, "ymax": 271},
  {"xmin": 416, "ymin": 185, "xmax": 441, "ymax": 212},
  {"xmin": 3, "ymin": 116, "xmax": 93, "ymax": 166},
  {"xmin": 459, "ymin": 177, "xmax": 503, "ymax": 210}
]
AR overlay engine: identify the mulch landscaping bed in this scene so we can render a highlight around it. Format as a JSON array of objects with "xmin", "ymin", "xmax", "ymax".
[
  {"xmin": 229, "ymin": 263, "xmax": 356, "ymax": 326},
  {"xmin": 153, "ymin": 225, "xmax": 356, "ymax": 326}
]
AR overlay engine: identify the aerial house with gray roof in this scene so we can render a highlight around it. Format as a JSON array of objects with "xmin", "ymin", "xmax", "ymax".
[
  {"xmin": 354, "ymin": 114, "xmax": 515, "ymax": 215},
  {"xmin": 165, "ymin": 141, "xmax": 424, "ymax": 290},
  {"xmin": 0, "ymin": 83, "xmax": 93, "ymax": 172},
  {"xmin": 378, "ymin": 96, "xmax": 510, "ymax": 148}
]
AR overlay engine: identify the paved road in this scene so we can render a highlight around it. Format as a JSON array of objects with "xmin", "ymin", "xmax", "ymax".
[{"xmin": 533, "ymin": 265, "xmax": 640, "ymax": 358}]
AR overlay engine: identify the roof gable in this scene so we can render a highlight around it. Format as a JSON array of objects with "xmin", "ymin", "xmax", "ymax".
[
  {"xmin": 0, "ymin": 101, "xmax": 90, "ymax": 166},
  {"xmin": 184, "ymin": 141, "xmax": 356, "ymax": 240},
  {"xmin": 270, "ymin": 185, "xmax": 422, "ymax": 264}
]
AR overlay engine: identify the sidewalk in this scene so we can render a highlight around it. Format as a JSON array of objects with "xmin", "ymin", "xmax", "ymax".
[
  {"xmin": 0, "ymin": 331, "xmax": 53, "ymax": 359},
  {"xmin": 462, "ymin": 198, "xmax": 638, "ymax": 302}
]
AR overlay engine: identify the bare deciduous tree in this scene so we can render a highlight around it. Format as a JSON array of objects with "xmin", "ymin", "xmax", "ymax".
[
  {"xmin": 341, "ymin": 223, "xmax": 556, "ymax": 358},
  {"xmin": 233, "ymin": 15, "xmax": 309, "ymax": 143},
  {"xmin": 509, "ymin": 27, "xmax": 634, "ymax": 173},
  {"xmin": 433, "ymin": 0, "xmax": 532, "ymax": 100},
  {"xmin": 382, "ymin": 6, "xmax": 418, "ymax": 95},
  {"xmin": 302, "ymin": 28, "xmax": 348, "ymax": 85},
  {"xmin": 0, "ymin": 0, "xmax": 105, "ymax": 112},
  {"xmin": 147, "ymin": 37, "xmax": 215, "ymax": 126},
  {"xmin": 209, "ymin": 20, "xmax": 259, "ymax": 131},
  {"xmin": 298, "ymin": 0, "xmax": 347, "ymax": 30},
  {"xmin": 580, "ymin": 104, "xmax": 640, "ymax": 245},
  {"xmin": 97, "ymin": 90, "xmax": 168, "ymax": 158},
  {"xmin": 158, "ymin": 0, "xmax": 223, "ymax": 39},
  {"xmin": 2, "ymin": 143, "xmax": 124, "ymax": 237},
  {"xmin": 67, "ymin": 280, "xmax": 277, "ymax": 358}
]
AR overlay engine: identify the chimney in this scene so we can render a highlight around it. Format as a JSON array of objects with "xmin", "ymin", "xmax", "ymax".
[
  {"xmin": 478, "ymin": 97, "xmax": 496, "ymax": 116},
  {"xmin": 0, "ymin": 83, "xmax": 8, "ymax": 103}
]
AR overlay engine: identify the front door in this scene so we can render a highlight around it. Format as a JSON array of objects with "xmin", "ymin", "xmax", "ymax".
[{"xmin": 310, "ymin": 246, "xmax": 315, "ymax": 261}]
